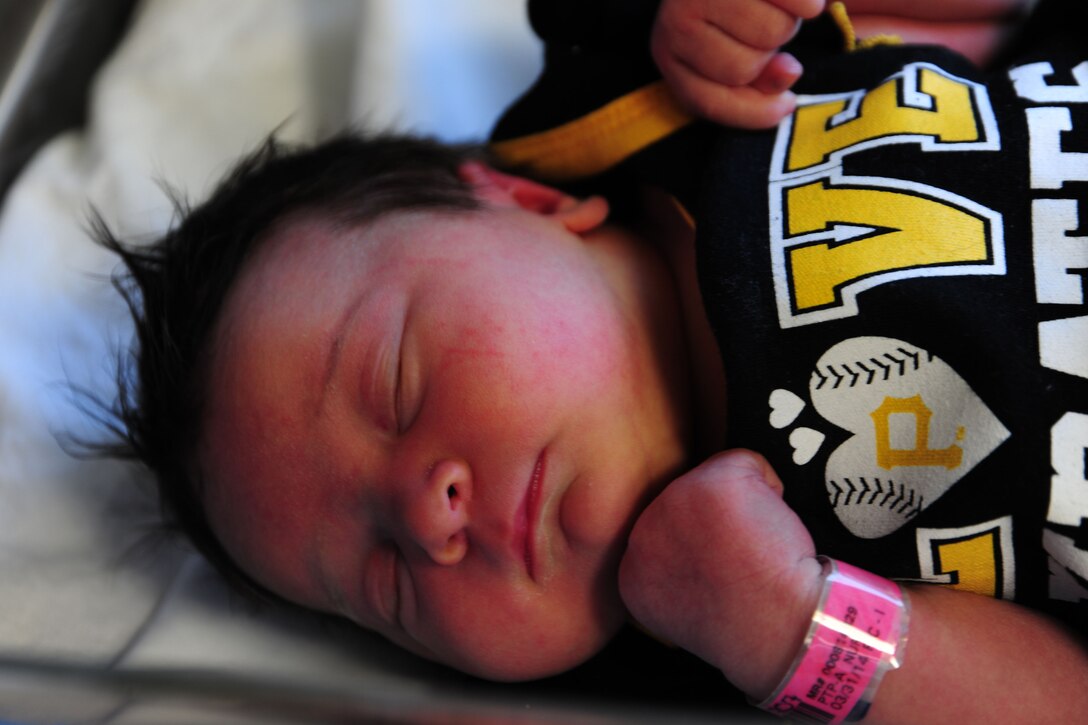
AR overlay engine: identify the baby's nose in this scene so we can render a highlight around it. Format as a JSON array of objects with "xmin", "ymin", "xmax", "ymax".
[{"xmin": 403, "ymin": 458, "xmax": 471, "ymax": 565}]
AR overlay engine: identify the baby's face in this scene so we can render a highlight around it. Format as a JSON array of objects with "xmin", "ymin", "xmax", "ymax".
[{"xmin": 200, "ymin": 191, "xmax": 690, "ymax": 680}]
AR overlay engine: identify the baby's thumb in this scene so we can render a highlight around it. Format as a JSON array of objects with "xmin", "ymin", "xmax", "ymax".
[{"xmin": 700, "ymin": 449, "xmax": 786, "ymax": 498}]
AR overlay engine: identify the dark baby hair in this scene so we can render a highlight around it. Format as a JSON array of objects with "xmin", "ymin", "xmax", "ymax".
[{"xmin": 95, "ymin": 133, "xmax": 485, "ymax": 598}]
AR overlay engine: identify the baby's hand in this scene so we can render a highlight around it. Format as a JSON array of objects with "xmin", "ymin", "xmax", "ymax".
[
  {"xmin": 651, "ymin": 0, "xmax": 826, "ymax": 129},
  {"xmin": 619, "ymin": 450, "xmax": 823, "ymax": 698}
]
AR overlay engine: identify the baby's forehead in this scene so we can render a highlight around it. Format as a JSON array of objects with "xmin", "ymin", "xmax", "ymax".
[
  {"xmin": 227, "ymin": 213, "xmax": 386, "ymax": 313},
  {"xmin": 256, "ymin": 212, "xmax": 372, "ymax": 268},
  {"xmin": 210, "ymin": 207, "xmax": 467, "ymax": 373},
  {"xmin": 257, "ymin": 205, "xmax": 475, "ymax": 269}
]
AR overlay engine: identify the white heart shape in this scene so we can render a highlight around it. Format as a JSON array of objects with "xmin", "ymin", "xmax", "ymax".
[
  {"xmin": 810, "ymin": 336, "xmax": 1010, "ymax": 539},
  {"xmin": 769, "ymin": 388, "xmax": 806, "ymax": 429},
  {"xmin": 789, "ymin": 427, "xmax": 825, "ymax": 465}
]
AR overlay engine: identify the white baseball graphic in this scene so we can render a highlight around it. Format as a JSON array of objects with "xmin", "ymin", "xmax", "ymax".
[{"xmin": 810, "ymin": 336, "xmax": 1010, "ymax": 538}]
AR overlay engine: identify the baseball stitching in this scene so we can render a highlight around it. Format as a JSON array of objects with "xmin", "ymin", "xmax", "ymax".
[
  {"xmin": 812, "ymin": 346, "xmax": 934, "ymax": 390},
  {"xmin": 827, "ymin": 476, "xmax": 925, "ymax": 519}
]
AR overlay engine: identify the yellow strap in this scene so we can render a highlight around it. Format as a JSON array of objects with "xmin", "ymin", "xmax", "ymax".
[
  {"xmin": 829, "ymin": 1, "xmax": 902, "ymax": 52},
  {"xmin": 830, "ymin": 1, "xmax": 858, "ymax": 51},
  {"xmin": 490, "ymin": 81, "xmax": 693, "ymax": 182}
]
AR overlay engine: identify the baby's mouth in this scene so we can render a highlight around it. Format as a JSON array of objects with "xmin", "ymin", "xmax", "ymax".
[{"xmin": 516, "ymin": 449, "xmax": 547, "ymax": 582}]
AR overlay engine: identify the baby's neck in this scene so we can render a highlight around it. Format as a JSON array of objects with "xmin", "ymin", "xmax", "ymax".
[{"xmin": 640, "ymin": 187, "xmax": 728, "ymax": 461}]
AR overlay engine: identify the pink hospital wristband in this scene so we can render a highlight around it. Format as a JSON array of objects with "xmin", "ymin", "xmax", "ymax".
[{"xmin": 756, "ymin": 557, "xmax": 909, "ymax": 723}]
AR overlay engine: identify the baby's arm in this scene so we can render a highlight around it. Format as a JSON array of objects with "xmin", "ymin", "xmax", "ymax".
[
  {"xmin": 845, "ymin": 0, "xmax": 1033, "ymax": 66},
  {"xmin": 619, "ymin": 450, "xmax": 1088, "ymax": 722},
  {"xmin": 844, "ymin": 0, "xmax": 1029, "ymax": 19}
]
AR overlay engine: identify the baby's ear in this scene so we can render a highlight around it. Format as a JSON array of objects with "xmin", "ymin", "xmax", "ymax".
[{"xmin": 458, "ymin": 161, "xmax": 609, "ymax": 234}]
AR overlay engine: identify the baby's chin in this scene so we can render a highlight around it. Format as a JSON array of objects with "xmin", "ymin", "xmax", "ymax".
[
  {"xmin": 437, "ymin": 606, "xmax": 627, "ymax": 682},
  {"xmin": 455, "ymin": 631, "xmax": 620, "ymax": 683}
]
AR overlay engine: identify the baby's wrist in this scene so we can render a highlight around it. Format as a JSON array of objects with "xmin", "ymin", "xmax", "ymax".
[
  {"xmin": 754, "ymin": 558, "xmax": 911, "ymax": 723},
  {"xmin": 727, "ymin": 555, "xmax": 825, "ymax": 699}
]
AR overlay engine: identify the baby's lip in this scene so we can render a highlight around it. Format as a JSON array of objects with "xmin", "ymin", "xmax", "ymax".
[{"xmin": 515, "ymin": 449, "xmax": 547, "ymax": 582}]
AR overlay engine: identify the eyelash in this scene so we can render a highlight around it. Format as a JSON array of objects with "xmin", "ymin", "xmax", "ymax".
[
  {"xmin": 387, "ymin": 544, "xmax": 404, "ymax": 629},
  {"xmin": 392, "ymin": 314, "xmax": 418, "ymax": 435},
  {"xmin": 393, "ymin": 350, "xmax": 405, "ymax": 433}
]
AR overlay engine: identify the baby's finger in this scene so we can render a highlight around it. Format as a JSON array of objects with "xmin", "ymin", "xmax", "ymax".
[
  {"xmin": 768, "ymin": 0, "xmax": 827, "ymax": 21},
  {"xmin": 702, "ymin": 0, "xmax": 805, "ymax": 52},
  {"xmin": 749, "ymin": 52, "xmax": 803, "ymax": 95},
  {"xmin": 663, "ymin": 62, "xmax": 797, "ymax": 129},
  {"xmin": 652, "ymin": 16, "xmax": 775, "ymax": 88}
]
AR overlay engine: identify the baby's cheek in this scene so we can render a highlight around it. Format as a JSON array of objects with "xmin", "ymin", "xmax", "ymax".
[
  {"xmin": 437, "ymin": 312, "xmax": 558, "ymax": 394},
  {"xmin": 527, "ymin": 308, "xmax": 628, "ymax": 390}
]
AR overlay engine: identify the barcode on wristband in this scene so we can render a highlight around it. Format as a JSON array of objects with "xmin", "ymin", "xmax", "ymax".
[{"xmin": 769, "ymin": 695, "xmax": 836, "ymax": 723}]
